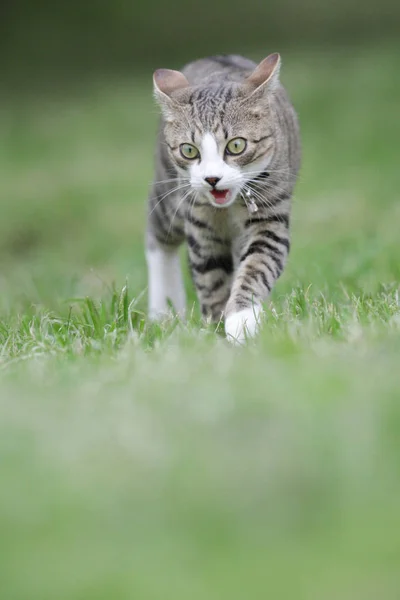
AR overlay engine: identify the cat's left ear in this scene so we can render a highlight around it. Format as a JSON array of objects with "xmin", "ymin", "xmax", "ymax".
[{"xmin": 246, "ymin": 53, "xmax": 281, "ymax": 94}]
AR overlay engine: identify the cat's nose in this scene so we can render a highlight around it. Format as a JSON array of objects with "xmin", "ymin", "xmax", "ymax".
[{"xmin": 204, "ymin": 176, "xmax": 221, "ymax": 188}]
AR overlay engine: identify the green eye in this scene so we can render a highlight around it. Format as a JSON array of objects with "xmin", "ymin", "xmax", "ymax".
[
  {"xmin": 180, "ymin": 143, "xmax": 200, "ymax": 160},
  {"xmin": 226, "ymin": 137, "xmax": 247, "ymax": 155}
]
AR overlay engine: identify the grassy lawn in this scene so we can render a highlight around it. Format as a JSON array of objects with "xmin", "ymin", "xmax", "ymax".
[{"xmin": 1, "ymin": 44, "xmax": 400, "ymax": 599}]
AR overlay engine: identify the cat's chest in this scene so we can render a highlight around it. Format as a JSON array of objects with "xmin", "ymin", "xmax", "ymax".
[{"xmin": 189, "ymin": 202, "xmax": 248, "ymax": 240}]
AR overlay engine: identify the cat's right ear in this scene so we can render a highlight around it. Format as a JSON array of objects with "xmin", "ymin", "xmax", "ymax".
[
  {"xmin": 153, "ymin": 69, "xmax": 189, "ymax": 119},
  {"xmin": 153, "ymin": 69, "xmax": 189, "ymax": 97}
]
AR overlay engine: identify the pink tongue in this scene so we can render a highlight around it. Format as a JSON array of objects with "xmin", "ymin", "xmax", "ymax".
[{"xmin": 211, "ymin": 189, "xmax": 229, "ymax": 204}]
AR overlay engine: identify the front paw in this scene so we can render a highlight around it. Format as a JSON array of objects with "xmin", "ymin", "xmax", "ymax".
[{"xmin": 225, "ymin": 305, "xmax": 263, "ymax": 345}]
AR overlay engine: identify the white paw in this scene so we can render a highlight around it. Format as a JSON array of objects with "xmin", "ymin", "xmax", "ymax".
[{"xmin": 225, "ymin": 305, "xmax": 263, "ymax": 345}]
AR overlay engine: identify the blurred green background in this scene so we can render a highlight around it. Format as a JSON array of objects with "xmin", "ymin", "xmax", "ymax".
[
  {"xmin": 1, "ymin": 2, "xmax": 400, "ymax": 599},
  {"xmin": 1, "ymin": 0, "xmax": 400, "ymax": 83}
]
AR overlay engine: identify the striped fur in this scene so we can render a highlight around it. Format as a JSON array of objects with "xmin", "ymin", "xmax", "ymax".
[{"xmin": 146, "ymin": 53, "xmax": 301, "ymax": 342}]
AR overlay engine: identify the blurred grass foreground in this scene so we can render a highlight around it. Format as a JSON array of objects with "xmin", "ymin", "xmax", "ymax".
[{"xmin": 1, "ymin": 3, "xmax": 400, "ymax": 598}]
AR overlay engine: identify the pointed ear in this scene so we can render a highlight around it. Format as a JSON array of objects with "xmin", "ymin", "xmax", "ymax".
[
  {"xmin": 246, "ymin": 53, "xmax": 281, "ymax": 93},
  {"xmin": 153, "ymin": 69, "xmax": 190, "ymax": 121},
  {"xmin": 153, "ymin": 69, "xmax": 189, "ymax": 98}
]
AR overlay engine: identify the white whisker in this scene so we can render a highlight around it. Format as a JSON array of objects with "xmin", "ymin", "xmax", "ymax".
[
  {"xmin": 167, "ymin": 189, "xmax": 193, "ymax": 238},
  {"xmin": 148, "ymin": 183, "xmax": 191, "ymax": 218}
]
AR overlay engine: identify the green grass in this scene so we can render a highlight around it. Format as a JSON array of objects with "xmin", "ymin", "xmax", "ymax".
[{"xmin": 1, "ymin": 44, "xmax": 400, "ymax": 599}]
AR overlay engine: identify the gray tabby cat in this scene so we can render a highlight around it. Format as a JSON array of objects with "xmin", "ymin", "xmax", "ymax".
[{"xmin": 146, "ymin": 53, "xmax": 300, "ymax": 343}]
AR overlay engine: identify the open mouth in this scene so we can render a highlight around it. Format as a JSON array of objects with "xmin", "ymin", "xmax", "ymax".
[{"xmin": 210, "ymin": 189, "xmax": 230, "ymax": 205}]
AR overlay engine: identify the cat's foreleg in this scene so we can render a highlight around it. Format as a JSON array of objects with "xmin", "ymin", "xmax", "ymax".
[
  {"xmin": 225, "ymin": 219, "xmax": 290, "ymax": 344},
  {"xmin": 186, "ymin": 224, "xmax": 233, "ymax": 323}
]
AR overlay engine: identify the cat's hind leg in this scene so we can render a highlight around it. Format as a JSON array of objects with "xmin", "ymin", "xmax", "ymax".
[
  {"xmin": 146, "ymin": 181, "xmax": 186, "ymax": 320},
  {"xmin": 146, "ymin": 236, "xmax": 186, "ymax": 320}
]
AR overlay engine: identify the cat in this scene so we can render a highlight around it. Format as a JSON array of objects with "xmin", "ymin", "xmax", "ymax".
[{"xmin": 146, "ymin": 52, "xmax": 301, "ymax": 343}]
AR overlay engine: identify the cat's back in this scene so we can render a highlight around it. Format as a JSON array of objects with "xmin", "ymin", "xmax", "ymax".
[{"xmin": 181, "ymin": 54, "xmax": 257, "ymax": 86}]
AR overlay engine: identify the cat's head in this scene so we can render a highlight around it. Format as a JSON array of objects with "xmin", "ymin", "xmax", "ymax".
[{"xmin": 153, "ymin": 53, "xmax": 281, "ymax": 208}]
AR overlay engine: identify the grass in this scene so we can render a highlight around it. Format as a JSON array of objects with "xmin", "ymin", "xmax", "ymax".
[{"xmin": 1, "ymin": 43, "xmax": 400, "ymax": 599}]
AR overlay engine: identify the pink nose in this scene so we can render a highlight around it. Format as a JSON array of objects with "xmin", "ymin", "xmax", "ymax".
[{"xmin": 205, "ymin": 177, "xmax": 221, "ymax": 188}]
